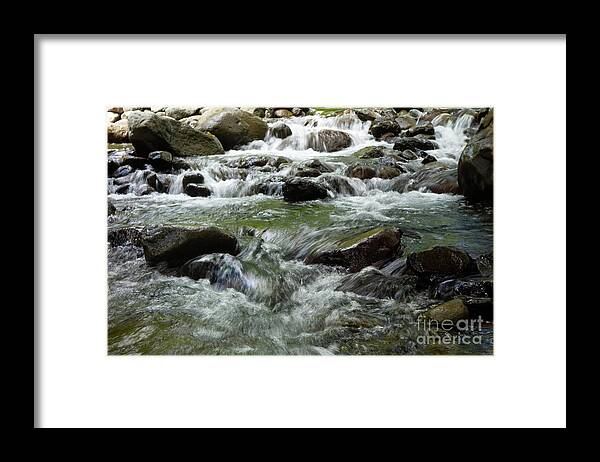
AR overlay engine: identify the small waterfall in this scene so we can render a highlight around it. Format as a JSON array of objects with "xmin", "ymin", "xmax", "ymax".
[
  {"xmin": 431, "ymin": 113, "xmax": 475, "ymax": 162},
  {"xmin": 238, "ymin": 113, "xmax": 377, "ymax": 155}
]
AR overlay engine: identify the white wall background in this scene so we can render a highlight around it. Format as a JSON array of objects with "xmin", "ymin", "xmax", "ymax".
[{"xmin": 36, "ymin": 36, "xmax": 566, "ymax": 428}]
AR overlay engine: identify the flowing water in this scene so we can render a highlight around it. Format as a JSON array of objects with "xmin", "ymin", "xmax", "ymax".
[{"xmin": 108, "ymin": 111, "xmax": 493, "ymax": 355}]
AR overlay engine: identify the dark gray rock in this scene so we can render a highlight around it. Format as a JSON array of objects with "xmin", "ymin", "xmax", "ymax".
[
  {"xmin": 393, "ymin": 137, "xmax": 438, "ymax": 151},
  {"xmin": 282, "ymin": 177, "xmax": 329, "ymax": 202},
  {"xmin": 184, "ymin": 183, "xmax": 211, "ymax": 197},
  {"xmin": 141, "ymin": 226, "xmax": 239, "ymax": 267},
  {"xmin": 270, "ymin": 123, "xmax": 293, "ymax": 139},
  {"xmin": 458, "ymin": 109, "xmax": 493, "ymax": 201},
  {"xmin": 306, "ymin": 227, "xmax": 404, "ymax": 272},
  {"xmin": 407, "ymin": 246, "xmax": 477, "ymax": 281},
  {"xmin": 182, "ymin": 172, "xmax": 205, "ymax": 188}
]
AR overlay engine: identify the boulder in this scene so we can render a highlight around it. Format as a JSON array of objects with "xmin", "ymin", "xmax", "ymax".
[
  {"xmin": 182, "ymin": 172, "xmax": 205, "ymax": 188},
  {"xmin": 369, "ymin": 118, "xmax": 400, "ymax": 138},
  {"xmin": 404, "ymin": 123, "xmax": 435, "ymax": 137},
  {"xmin": 147, "ymin": 151, "xmax": 174, "ymax": 172},
  {"xmin": 421, "ymin": 154, "xmax": 437, "ymax": 164},
  {"xmin": 112, "ymin": 165, "xmax": 133, "ymax": 178},
  {"xmin": 141, "ymin": 226, "xmax": 239, "ymax": 266},
  {"xmin": 432, "ymin": 276, "xmax": 493, "ymax": 301},
  {"xmin": 282, "ymin": 177, "xmax": 329, "ymax": 202},
  {"xmin": 274, "ymin": 109, "xmax": 294, "ymax": 118},
  {"xmin": 120, "ymin": 155, "xmax": 150, "ymax": 170},
  {"xmin": 424, "ymin": 298, "xmax": 470, "ymax": 323},
  {"xmin": 115, "ymin": 184, "xmax": 130, "ymax": 194},
  {"xmin": 306, "ymin": 227, "xmax": 404, "ymax": 272},
  {"xmin": 270, "ymin": 123, "xmax": 292, "ymax": 139},
  {"xmin": 393, "ymin": 137, "xmax": 438, "ymax": 151},
  {"xmin": 136, "ymin": 185, "xmax": 155, "ymax": 196},
  {"xmin": 346, "ymin": 164, "xmax": 376, "ymax": 180},
  {"xmin": 458, "ymin": 109, "xmax": 493, "ymax": 200},
  {"xmin": 405, "ymin": 163, "xmax": 461, "ymax": 194},
  {"xmin": 108, "ymin": 227, "xmax": 144, "ymax": 247},
  {"xmin": 107, "ymin": 120, "xmax": 129, "ymax": 143},
  {"xmin": 351, "ymin": 108, "xmax": 381, "ymax": 122},
  {"xmin": 226, "ymin": 155, "xmax": 290, "ymax": 170},
  {"xmin": 164, "ymin": 106, "xmax": 200, "ymax": 120},
  {"xmin": 395, "ymin": 115, "xmax": 417, "ymax": 131},
  {"xmin": 183, "ymin": 107, "xmax": 268, "ymax": 150},
  {"xmin": 184, "ymin": 183, "xmax": 211, "ymax": 197},
  {"xmin": 128, "ymin": 111, "xmax": 224, "ymax": 157},
  {"xmin": 407, "ymin": 246, "xmax": 477, "ymax": 280},
  {"xmin": 253, "ymin": 108, "xmax": 266, "ymax": 118},
  {"xmin": 306, "ymin": 129, "xmax": 352, "ymax": 152}
]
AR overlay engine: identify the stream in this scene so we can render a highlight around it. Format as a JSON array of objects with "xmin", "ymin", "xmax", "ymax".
[{"xmin": 107, "ymin": 111, "xmax": 493, "ymax": 355}]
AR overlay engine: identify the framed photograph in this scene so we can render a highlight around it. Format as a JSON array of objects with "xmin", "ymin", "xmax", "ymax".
[{"xmin": 35, "ymin": 34, "xmax": 566, "ymax": 428}]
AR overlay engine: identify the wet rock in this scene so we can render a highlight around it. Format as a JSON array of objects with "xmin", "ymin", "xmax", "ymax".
[
  {"xmin": 282, "ymin": 177, "xmax": 329, "ymax": 202},
  {"xmin": 376, "ymin": 165, "xmax": 404, "ymax": 179},
  {"xmin": 407, "ymin": 246, "xmax": 477, "ymax": 281},
  {"xmin": 115, "ymin": 184, "xmax": 130, "ymax": 194},
  {"xmin": 121, "ymin": 155, "xmax": 150, "ymax": 170},
  {"xmin": 164, "ymin": 106, "xmax": 201, "ymax": 120},
  {"xmin": 141, "ymin": 226, "xmax": 240, "ymax": 267},
  {"xmin": 405, "ymin": 164, "xmax": 461, "ymax": 195},
  {"xmin": 107, "ymin": 201, "xmax": 116, "ymax": 216},
  {"xmin": 432, "ymin": 276, "xmax": 493, "ymax": 300},
  {"xmin": 425, "ymin": 298, "xmax": 469, "ymax": 323},
  {"xmin": 476, "ymin": 252, "xmax": 493, "ymax": 277},
  {"xmin": 113, "ymin": 165, "xmax": 133, "ymax": 178},
  {"xmin": 318, "ymin": 175, "xmax": 360, "ymax": 195},
  {"xmin": 108, "ymin": 227, "xmax": 143, "ymax": 247},
  {"xmin": 295, "ymin": 168, "xmax": 321, "ymax": 178},
  {"xmin": 352, "ymin": 146, "xmax": 387, "ymax": 159},
  {"xmin": 147, "ymin": 151, "xmax": 173, "ymax": 171},
  {"xmin": 306, "ymin": 227, "xmax": 404, "ymax": 272},
  {"xmin": 182, "ymin": 172, "xmax": 204, "ymax": 188},
  {"xmin": 458, "ymin": 109, "xmax": 493, "ymax": 201},
  {"xmin": 306, "ymin": 129, "xmax": 352, "ymax": 152},
  {"xmin": 108, "ymin": 159, "xmax": 120, "ymax": 176},
  {"xmin": 351, "ymin": 108, "xmax": 382, "ymax": 122},
  {"xmin": 107, "ymin": 119, "xmax": 129, "ymax": 143},
  {"xmin": 461, "ymin": 297, "xmax": 493, "ymax": 321},
  {"xmin": 184, "ymin": 183, "xmax": 211, "ymax": 197},
  {"xmin": 137, "ymin": 185, "xmax": 155, "ymax": 196},
  {"xmin": 179, "ymin": 256, "xmax": 217, "ymax": 280},
  {"xmin": 128, "ymin": 111, "xmax": 224, "ymax": 157},
  {"xmin": 393, "ymin": 137, "xmax": 438, "ymax": 151},
  {"xmin": 404, "ymin": 123, "xmax": 435, "ymax": 137},
  {"xmin": 369, "ymin": 118, "xmax": 400, "ymax": 138},
  {"xmin": 274, "ymin": 109, "xmax": 294, "ymax": 118},
  {"xmin": 270, "ymin": 122, "xmax": 292, "ymax": 139},
  {"xmin": 182, "ymin": 107, "xmax": 268, "ymax": 150},
  {"xmin": 227, "ymin": 155, "xmax": 290, "ymax": 169},
  {"xmin": 299, "ymin": 159, "xmax": 334, "ymax": 173},
  {"xmin": 346, "ymin": 160, "xmax": 405, "ymax": 180},
  {"xmin": 395, "ymin": 115, "xmax": 417, "ymax": 131},
  {"xmin": 336, "ymin": 267, "xmax": 417, "ymax": 299},
  {"xmin": 346, "ymin": 164, "xmax": 376, "ymax": 180},
  {"xmin": 421, "ymin": 154, "xmax": 437, "ymax": 164}
]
